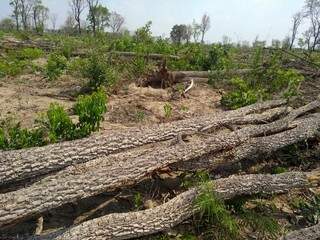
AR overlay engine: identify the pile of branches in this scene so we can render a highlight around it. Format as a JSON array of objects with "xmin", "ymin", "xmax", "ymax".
[{"xmin": 0, "ymin": 97, "xmax": 320, "ymax": 239}]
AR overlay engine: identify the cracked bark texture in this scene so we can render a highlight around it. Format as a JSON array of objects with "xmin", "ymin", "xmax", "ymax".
[
  {"xmin": 0, "ymin": 100, "xmax": 287, "ymax": 186},
  {"xmin": 33, "ymin": 171, "xmax": 317, "ymax": 240},
  {"xmin": 0, "ymin": 103, "xmax": 317, "ymax": 228},
  {"xmin": 281, "ymin": 223, "xmax": 320, "ymax": 240}
]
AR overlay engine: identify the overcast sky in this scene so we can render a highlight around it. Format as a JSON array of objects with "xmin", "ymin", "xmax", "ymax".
[{"xmin": 0, "ymin": 0, "xmax": 306, "ymax": 43}]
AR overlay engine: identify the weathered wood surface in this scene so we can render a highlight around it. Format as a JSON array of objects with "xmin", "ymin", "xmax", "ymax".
[
  {"xmin": 0, "ymin": 100, "xmax": 287, "ymax": 186},
  {"xmin": 0, "ymin": 101, "xmax": 318, "ymax": 228},
  {"xmin": 281, "ymin": 223, "xmax": 320, "ymax": 240},
  {"xmin": 33, "ymin": 171, "xmax": 319, "ymax": 240}
]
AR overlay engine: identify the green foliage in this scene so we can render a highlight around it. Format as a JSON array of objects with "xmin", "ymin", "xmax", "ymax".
[
  {"xmin": 163, "ymin": 103, "xmax": 173, "ymax": 118},
  {"xmin": 134, "ymin": 192, "xmax": 143, "ymax": 210},
  {"xmin": 83, "ymin": 53, "xmax": 118, "ymax": 91},
  {"xmin": 221, "ymin": 77, "xmax": 260, "ymax": 109},
  {"xmin": 0, "ymin": 59, "xmax": 27, "ymax": 77},
  {"xmin": 74, "ymin": 87, "xmax": 107, "ymax": 136},
  {"xmin": 272, "ymin": 166, "xmax": 287, "ymax": 174},
  {"xmin": 0, "ymin": 120, "xmax": 46, "ymax": 150},
  {"xmin": 0, "ymin": 89, "xmax": 107, "ymax": 150},
  {"xmin": 291, "ymin": 195, "xmax": 320, "ymax": 225},
  {"xmin": 135, "ymin": 110, "xmax": 145, "ymax": 122},
  {"xmin": 194, "ymin": 181, "xmax": 239, "ymax": 240},
  {"xmin": 239, "ymin": 211, "xmax": 281, "ymax": 239},
  {"xmin": 45, "ymin": 103, "xmax": 75, "ymax": 142},
  {"xmin": 17, "ymin": 48, "xmax": 44, "ymax": 60},
  {"xmin": 45, "ymin": 53, "xmax": 67, "ymax": 80}
]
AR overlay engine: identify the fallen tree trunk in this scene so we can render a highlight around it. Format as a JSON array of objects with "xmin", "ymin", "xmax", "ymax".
[
  {"xmin": 281, "ymin": 223, "xmax": 320, "ymax": 240},
  {"xmin": 174, "ymin": 113, "xmax": 320, "ymax": 171},
  {"xmin": 33, "ymin": 171, "xmax": 320, "ymax": 240},
  {"xmin": 0, "ymin": 100, "xmax": 287, "ymax": 186},
  {"xmin": 0, "ymin": 103, "xmax": 317, "ymax": 228}
]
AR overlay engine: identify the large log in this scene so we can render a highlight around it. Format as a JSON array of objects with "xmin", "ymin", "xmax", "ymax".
[
  {"xmin": 0, "ymin": 100, "xmax": 288, "ymax": 186},
  {"xmin": 33, "ymin": 171, "xmax": 320, "ymax": 240},
  {"xmin": 281, "ymin": 223, "xmax": 320, "ymax": 240},
  {"xmin": 0, "ymin": 103, "xmax": 317, "ymax": 228}
]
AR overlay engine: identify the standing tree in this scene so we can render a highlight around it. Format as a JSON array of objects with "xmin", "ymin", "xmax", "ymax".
[
  {"xmin": 185, "ymin": 24, "xmax": 193, "ymax": 43},
  {"xmin": 170, "ymin": 24, "xmax": 187, "ymax": 44},
  {"xmin": 0, "ymin": 18, "xmax": 15, "ymax": 31},
  {"xmin": 61, "ymin": 14, "xmax": 76, "ymax": 34},
  {"xmin": 290, "ymin": 12, "xmax": 303, "ymax": 49},
  {"xmin": 50, "ymin": 13, "xmax": 57, "ymax": 31},
  {"xmin": 10, "ymin": 0, "xmax": 21, "ymax": 31},
  {"xmin": 20, "ymin": 0, "xmax": 34, "ymax": 30},
  {"xmin": 192, "ymin": 19, "xmax": 201, "ymax": 43},
  {"xmin": 304, "ymin": 0, "xmax": 320, "ymax": 50},
  {"xmin": 108, "ymin": 11, "xmax": 125, "ymax": 33},
  {"xmin": 32, "ymin": 0, "xmax": 49, "ymax": 33},
  {"xmin": 70, "ymin": 0, "xmax": 86, "ymax": 34},
  {"xmin": 200, "ymin": 14, "xmax": 211, "ymax": 43},
  {"xmin": 86, "ymin": 0, "xmax": 99, "ymax": 35}
]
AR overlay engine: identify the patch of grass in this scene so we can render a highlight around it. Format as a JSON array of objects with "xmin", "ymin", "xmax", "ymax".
[
  {"xmin": 290, "ymin": 194, "xmax": 320, "ymax": 225},
  {"xmin": 134, "ymin": 192, "xmax": 143, "ymax": 210},
  {"xmin": 17, "ymin": 48, "xmax": 44, "ymax": 60},
  {"xmin": 163, "ymin": 103, "xmax": 173, "ymax": 118}
]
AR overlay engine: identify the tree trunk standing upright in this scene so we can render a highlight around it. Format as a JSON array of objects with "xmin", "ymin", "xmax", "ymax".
[
  {"xmin": 87, "ymin": 0, "xmax": 99, "ymax": 35},
  {"xmin": 200, "ymin": 14, "xmax": 210, "ymax": 44},
  {"xmin": 289, "ymin": 12, "xmax": 302, "ymax": 49},
  {"xmin": 10, "ymin": 0, "xmax": 21, "ymax": 31},
  {"xmin": 70, "ymin": 0, "xmax": 86, "ymax": 35}
]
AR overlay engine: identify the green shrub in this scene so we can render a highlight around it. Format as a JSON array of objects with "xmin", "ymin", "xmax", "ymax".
[
  {"xmin": 0, "ymin": 59, "xmax": 27, "ymax": 77},
  {"xmin": 45, "ymin": 53, "xmax": 67, "ymax": 80},
  {"xmin": 0, "ymin": 121, "xmax": 46, "ymax": 150},
  {"xmin": 17, "ymin": 48, "xmax": 44, "ymax": 60},
  {"xmin": 83, "ymin": 54, "xmax": 118, "ymax": 91},
  {"xmin": 221, "ymin": 77, "xmax": 260, "ymax": 109},
  {"xmin": 74, "ymin": 87, "xmax": 107, "ymax": 137},
  {"xmin": 46, "ymin": 103, "xmax": 75, "ymax": 142}
]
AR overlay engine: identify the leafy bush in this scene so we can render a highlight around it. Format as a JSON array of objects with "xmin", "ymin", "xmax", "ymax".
[
  {"xmin": 74, "ymin": 87, "xmax": 107, "ymax": 137},
  {"xmin": 0, "ymin": 59, "xmax": 27, "ymax": 77},
  {"xmin": 17, "ymin": 48, "xmax": 44, "ymax": 60},
  {"xmin": 221, "ymin": 77, "xmax": 260, "ymax": 109},
  {"xmin": 0, "ymin": 121, "xmax": 46, "ymax": 150},
  {"xmin": 46, "ymin": 103, "xmax": 75, "ymax": 142},
  {"xmin": 83, "ymin": 53, "xmax": 118, "ymax": 91},
  {"xmin": 45, "ymin": 53, "xmax": 67, "ymax": 80}
]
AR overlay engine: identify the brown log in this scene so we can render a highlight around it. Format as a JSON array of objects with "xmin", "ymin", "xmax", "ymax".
[
  {"xmin": 174, "ymin": 113, "xmax": 320, "ymax": 171},
  {"xmin": 281, "ymin": 223, "xmax": 320, "ymax": 240},
  {"xmin": 33, "ymin": 171, "xmax": 320, "ymax": 240},
  {"xmin": 0, "ymin": 100, "xmax": 287, "ymax": 186},
  {"xmin": 0, "ymin": 103, "xmax": 316, "ymax": 228}
]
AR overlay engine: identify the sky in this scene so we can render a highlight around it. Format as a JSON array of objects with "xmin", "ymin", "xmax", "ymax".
[{"xmin": 0, "ymin": 0, "xmax": 306, "ymax": 43}]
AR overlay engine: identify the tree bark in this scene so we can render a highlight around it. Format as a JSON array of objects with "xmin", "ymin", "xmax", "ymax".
[
  {"xmin": 0, "ymin": 100, "xmax": 287, "ymax": 186},
  {"xmin": 0, "ymin": 103, "xmax": 317, "ymax": 228},
  {"xmin": 33, "ymin": 171, "xmax": 319, "ymax": 240},
  {"xmin": 281, "ymin": 223, "xmax": 320, "ymax": 240}
]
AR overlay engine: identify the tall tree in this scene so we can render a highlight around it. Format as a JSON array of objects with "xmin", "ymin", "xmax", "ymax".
[
  {"xmin": 200, "ymin": 14, "xmax": 211, "ymax": 43},
  {"xmin": 170, "ymin": 24, "xmax": 187, "ymax": 44},
  {"xmin": 192, "ymin": 19, "xmax": 201, "ymax": 43},
  {"xmin": 32, "ymin": 0, "xmax": 49, "ymax": 33},
  {"xmin": 304, "ymin": 0, "xmax": 320, "ymax": 50},
  {"xmin": 108, "ymin": 11, "xmax": 125, "ymax": 33},
  {"xmin": 185, "ymin": 24, "xmax": 193, "ymax": 43},
  {"xmin": 10, "ymin": 0, "xmax": 21, "ymax": 31},
  {"xmin": 290, "ymin": 12, "xmax": 303, "ymax": 49},
  {"xmin": 20, "ymin": 0, "xmax": 33, "ymax": 30},
  {"xmin": 86, "ymin": 0, "xmax": 99, "ymax": 34},
  {"xmin": 70, "ymin": 0, "xmax": 86, "ymax": 34},
  {"xmin": 0, "ymin": 18, "xmax": 15, "ymax": 31},
  {"xmin": 50, "ymin": 13, "xmax": 57, "ymax": 31}
]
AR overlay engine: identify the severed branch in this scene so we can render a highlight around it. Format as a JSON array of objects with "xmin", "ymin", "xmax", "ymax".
[
  {"xmin": 0, "ymin": 103, "xmax": 318, "ymax": 228},
  {"xmin": 33, "ymin": 171, "xmax": 320, "ymax": 240}
]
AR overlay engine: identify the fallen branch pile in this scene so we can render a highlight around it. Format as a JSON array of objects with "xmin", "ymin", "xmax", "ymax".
[{"xmin": 0, "ymin": 97, "xmax": 319, "ymax": 239}]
